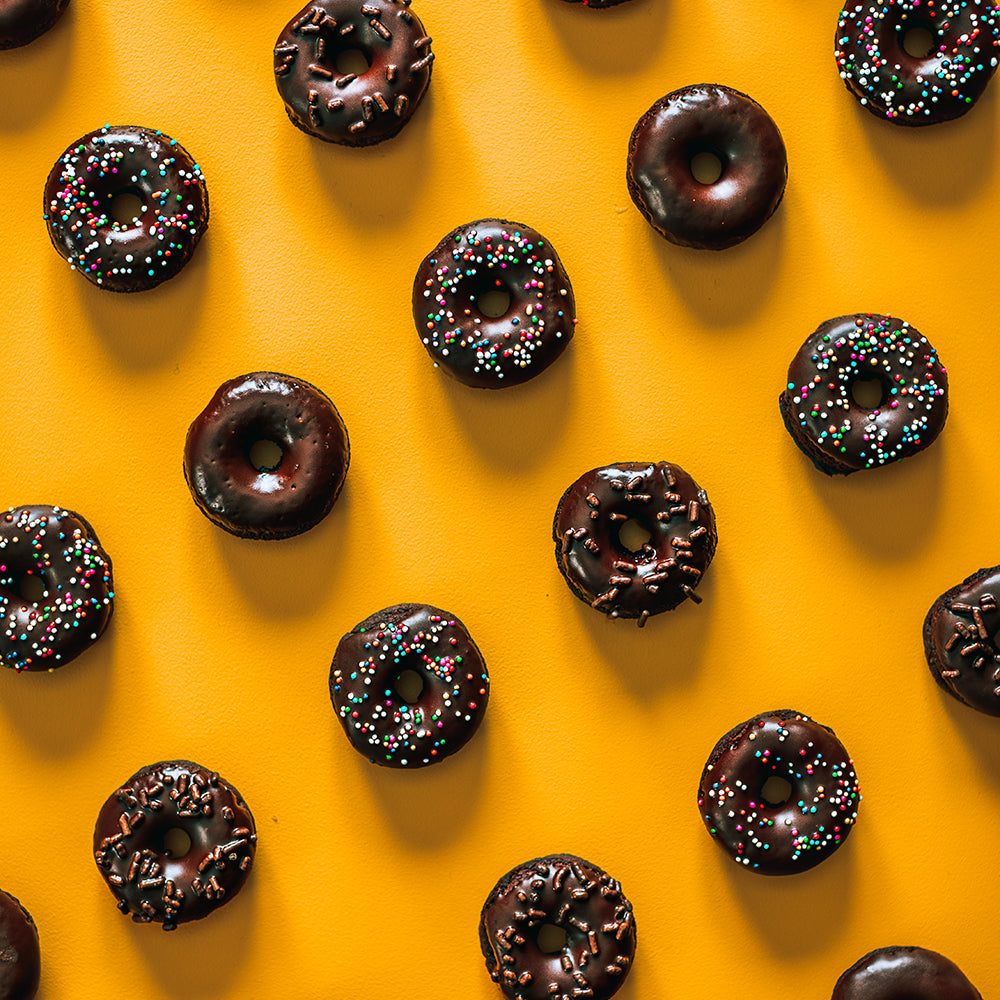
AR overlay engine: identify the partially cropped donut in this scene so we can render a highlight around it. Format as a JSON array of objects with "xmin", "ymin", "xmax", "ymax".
[
  {"xmin": 0, "ymin": 505, "xmax": 113, "ymax": 672},
  {"xmin": 93, "ymin": 760, "xmax": 257, "ymax": 930},
  {"xmin": 0, "ymin": 889, "xmax": 40, "ymax": 1000},
  {"xmin": 836, "ymin": 0, "xmax": 1000, "ymax": 125},
  {"xmin": 627, "ymin": 84, "xmax": 787, "ymax": 250},
  {"xmin": 413, "ymin": 219, "xmax": 576, "ymax": 388},
  {"xmin": 832, "ymin": 946, "xmax": 982, "ymax": 1000},
  {"xmin": 559, "ymin": 0, "xmax": 634, "ymax": 7},
  {"xmin": 553, "ymin": 461, "xmax": 716, "ymax": 625},
  {"xmin": 479, "ymin": 855, "xmax": 636, "ymax": 1000},
  {"xmin": 183, "ymin": 372, "xmax": 350, "ymax": 540},
  {"xmin": 329, "ymin": 604, "xmax": 489, "ymax": 767},
  {"xmin": 698, "ymin": 710, "xmax": 861, "ymax": 875},
  {"xmin": 0, "ymin": 0, "xmax": 69, "ymax": 48},
  {"xmin": 43, "ymin": 125, "xmax": 208, "ymax": 292},
  {"xmin": 779, "ymin": 314, "xmax": 948, "ymax": 475},
  {"xmin": 274, "ymin": 0, "xmax": 433, "ymax": 146}
]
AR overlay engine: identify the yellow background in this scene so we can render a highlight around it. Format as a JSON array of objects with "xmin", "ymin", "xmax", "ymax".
[{"xmin": 1, "ymin": 0, "xmax": 998, "ymax": 996}]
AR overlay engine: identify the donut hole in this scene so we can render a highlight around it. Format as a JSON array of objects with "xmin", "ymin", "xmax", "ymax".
[
  {"xmin": 617, "ymin": 518, "xmax": 653, "ymax": 555},
  {"xmin": 850, "ymin": 376, "xmax": 890, "ymax": 410},
  {"xmin": 689, "ymin": 149, "xmax": 725, "ymax": 186},
  {"xmin": 760, "ymin": 775, "xmax": 793, "ymax": 807},
  {"xmin": 108, "ymin": 189, "xmax": 146, "ymax": 229},
  {"xmin": 335, "ymin": 48, "xmax": 371, "ymax": 77},
  {"xmin": 248, "ymin": 439, "xmax": 284, "ymax": 472},
  {"xmin": 477, "ymin": 287, "xmax": 513, "ymax": 319},
  {"xmin": 394, "ymin": 668, "xmax": 425, "ymax": 704},
  {"xmin": 536, "ymin": 923, "xmax": 568, "ymax": 954},
  {"xmin": 158, "ymin": 827, "xmax": 193, "ymax": 859},
  {"xmin": 902, "ymin": 25, "xmax": 936, "ymax": 59},
  {"xmin": 16, "ymin": 573, "xmax": 46, "ymax": 603}
]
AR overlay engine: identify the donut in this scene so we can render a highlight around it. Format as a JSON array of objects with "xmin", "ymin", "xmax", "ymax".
[
  {"xmin": 43, "ymin": 125, "xmax": 208, "ymax": 293},
  {"xmin": 832, "ymin": 946, "xmax": 982, "ymax": 1000},
  {"xmin": 923, "ymin": 565, "xmax": 1000, "ymax": 717},
  {"xmin": 412, "ymin": 219, "xmax": 576, "ymax": 388},
  {"xmin": 0, "ymin": 0, "xmax": 69, "ymax": 48},
  {"xmin": 626, "ymin": 84, "xmax": 787, "ymax": 250},
  {"xmin": 779, "ymin": 314, "xmax": 948, "ymax": 476},
  {"xmin": 329, "ymin": 603, "xmax": 489, "ymax": 768},
  {"xmin": 553, "ymin": 461, "xmax": 716, "ymax": 626},
  {"xmin": 183, "ymin": 372, "xmax": 350, "ymax": 541},
  {"xmin": 697, "ymin": 710, "xmax": 861, "ymax": 875},
  {"xmin": 0, "ymin": 889, "xmax": 40, "ymax": 1000},
  {"xmin": 835, "ymin": 1, "xmax": 1000, "ymax": 126},
  {"xmin": 0, "ymin": 505, "xmax": 113, "ymax": 673},
  {"xmin": 93, "ymin": 760, "xmax": 257, "ymax": 931},
  {"xmin": 479, "ymin": 854, "xmax": 636, "ymax": 1000},
  {"xmin": 274, "ymin": 0, "xmax": 433, "ymax": 147},
  {"xmin": 559, "ymin": 0, "xmax": 634, "ymax": 7}
]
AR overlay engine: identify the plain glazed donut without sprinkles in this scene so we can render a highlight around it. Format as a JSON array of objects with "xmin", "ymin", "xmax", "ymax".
[
  {"xmin": 274, "ymin": 0, "xmax": 433, "ymax": 146},
  {"xmin": 831, "ymin": 946, "xmax": 982, "ymax": 1000},
  {"xmin": 0, "ymin": 0, "xmax": 69, "ymax": 48},
  {"xmin": 836, "ymin": 0, "xmax": 1000, "ymax": 125},
  {"xmin": 698, "ymin": 710, "xmax": 861, "ymax": 875}
]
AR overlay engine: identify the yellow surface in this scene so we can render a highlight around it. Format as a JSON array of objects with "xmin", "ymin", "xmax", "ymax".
[{"xmin": 1, "ymin": 0, "xmax": 999, "ymax": 996}]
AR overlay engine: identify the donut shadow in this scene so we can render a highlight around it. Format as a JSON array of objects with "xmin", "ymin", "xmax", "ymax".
[
  {"xmin": 798, "ymin": 430, "xmax": 945, "ymax": 563},
  {"xmin": 211, "ymin": 481, "xmax": 352, "ymax": 620},
  {"xmin": 69, "ymin": 237, "xmax": 209, "ymax": 371},
  {"xmin": 718, "ymin": 839, "xmax": 855, "ymax": 957},
  {"xmin": 644, "ymin": 207, "xmax": 784, "ymax": 328},
  {"xmin": 534, "ymin": 0, "xmax": 670, "ymax": 76},
  {"xmin": 354, "ymin": 717, "xmax": 488, "ymax": 850},
  {"xmin": 0, "ymin": 8, "xmax": 76, "ymax": 131},
  {"xmin": 0, "ymin": 626, "xmax": 113, "ymax": 757},
  {"xmin": 855, "ymin": 84, "xmax": 997, "ymax": 205},
  {"xmin": 128, "ymin": 873, "xmax": 255, "ymax": 997},
  {"xmin": 939, "ymin": 688, "xmax": 1000, "ymax": 788}
]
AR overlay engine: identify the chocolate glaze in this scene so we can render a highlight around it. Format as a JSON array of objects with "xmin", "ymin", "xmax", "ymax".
[
  {"xmin": 923, "ymin": 565, "xmax": 1000, "ymax": 717},
  {"xmin": 626, "ymin": 84, "xmax": 787, "ymax": 250},
  {"xmin": 330, "ymin": 603, "xmax": 489, "ymax": 767},
  {"xmin": 0, "ymin": 0, "xmax": 68, "ymax": 48},
  {"xmin": 779, "ymin": 314, "xmax": 948, "ymax": 476},
  {"xmin": 560, "ymin": 0, "xmax": 634, "ymax": 7},
  {"xmin": 0, "ymin": 505, "xmax": 113, "ymax": 672},
  {"xmin": 93, "ymin": 761, "xmax": 257, "ymax": 930},
  {"xmin": 0, "ymin": 889, "xmax": 40, "ymax": 1000},
  {"xmin": 553, "ymin": 461, "xmax": 716, "ymax": 625},
  {"xmin": 832, "ymin": 946, "xmax": 982, "ymax": 1000},
  {"xmin": 413, "ymin": 219, "xmax": 576, "ymax": 388},
  {"xmin": 184, "ymin": 372, "xmax": 350, "ymax": 541},
  {"xmin": 698, "ymin": 710, "xmax": 861, "ymax": 875},
  {"xmin": 479, "ymin": 854, "xmax": 636, "ymax": 1000},
  {"xmin": 836, "ymin": 1, "xmax": 1000, "ymax": 126},
  {"xmin": 274, "ymin": 0, "xmax": 432, "ymax": 147},
  {"xmin": 43, "ymin": 125, "xmax": 208, "ymax": 293}
]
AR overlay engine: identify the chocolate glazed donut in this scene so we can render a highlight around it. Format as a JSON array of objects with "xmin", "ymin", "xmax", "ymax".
[
  {"xmin": 559, "ymin": 0, "xmax": 635, "ymax": 7},
  {"xmin": 93, "ymin": 761, "xmax": 257, "ymax": 930},
  {"xmin": 183, "ymin": 372, "xmax": 350, "ymax": 540},
  {"xmin": 0, "ymin": 0, "xmax": 69, "ymax": 47},
  {"xmin": 553, "ymin": 461, "xmax": 716, "ymax": 626},
  {"xmin": 274, "ymin": 0, "xmax": 433, "ymax": 146},
  {"xmin": 923, "ymin": 565, "xmax": 1000, "ymax": 717},
  {"xmin": 626, "ymin": 84, "xmax": 787, "ymax": 250},
  {"xmin": 0, "ymin": 889, "xmax": 40, "ymax": 1000},
  {"xmin": 479, "ymin": 855, "xmax": 636, "ymax": 1000},
  {"xmin": 832, "ymin": 946, "xmax": 982, "ymax": 1000}
]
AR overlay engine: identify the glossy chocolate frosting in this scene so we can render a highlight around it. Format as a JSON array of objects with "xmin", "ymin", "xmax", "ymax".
[
  {"xmin": 43, "ymin": 125, "xmax": 208, "ymax": 293},
  {"xmin": 836, "ymin": 1, "xmax": 1000, "ymax": 126},
  {"xmin": 479, "ymin": 854, "xmax": 636, "ymax": 1000},
  {"xmin": 274, "ymin": 0, "xmax": 433, "ymax": 146},
  {"xmin": 553, "ymin": 461, "xmax": 716, "ymax": 625},
  {"xmin": 831, "ymin": 946, "xmax": 982, "ymax": 1000},
  {"xmin": 924, "ymin": 566, "xmax": 1000, "ymax": 717},
  {"xmin": 0, "ymin": 889, "xmax": 40, "ymax": 1000},
  {"xmin": 330, "ymin": 603, "xmax": 489, "ymax": 767},
  {"xmin": 93, "ymin": 760, "xmax": 257, "ymax": 930},
  {"xmin": 183, "ymin": 372, "xmax": 350, "ymax": 540},
  {"xmin": 0, "ymin": 505, "xmax": 113, "ymax": 672},
  {"xmin": 0, "ymin": 0, "xmax": 69, "ymax": 49},
  {"xmin": 626, "ymin": 84, "xmax": 787, "ymax": 250},
  {"xmin": 779, "ymin": 314, "xmax": 948, "ymax": 475},
  {"xmin": 698, "ymin": 710, "xmax": 860, "ymax": 875},
  {"xmin": 413, "ymin": 218, "xmax": 576, "ymax": 388}
]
